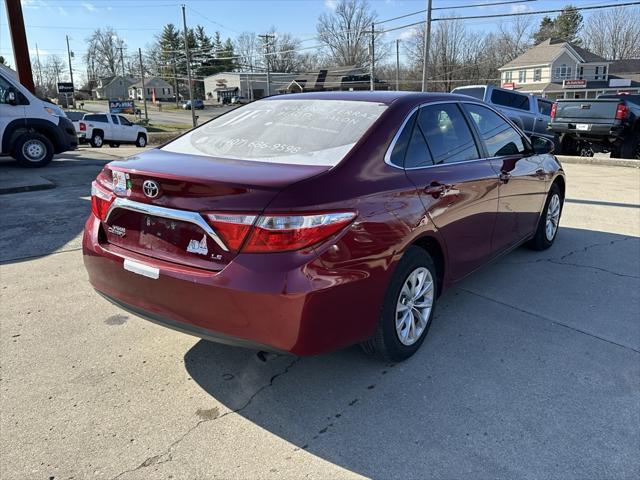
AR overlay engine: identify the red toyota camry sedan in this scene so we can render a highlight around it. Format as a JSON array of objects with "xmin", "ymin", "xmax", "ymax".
[{"xmin": 83, "ymin": 92, "xmax": 565, "ymax": 361}]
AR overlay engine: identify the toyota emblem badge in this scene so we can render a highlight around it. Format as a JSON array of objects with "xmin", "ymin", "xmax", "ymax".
[{"xmin": 142, "ymin": 180, "xmax": 160, "ymax": 198}]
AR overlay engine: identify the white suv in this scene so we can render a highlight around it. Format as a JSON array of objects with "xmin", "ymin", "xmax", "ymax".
[{"xmin": 79, "ymin": 113, "xmax": 147, "ymax": 148}]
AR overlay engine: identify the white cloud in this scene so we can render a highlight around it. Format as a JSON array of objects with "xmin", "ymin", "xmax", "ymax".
[
  {"xmin": 22, "ymin": 0, "xmax": 48, "ymax": 9},
  {"xmin": 398, "ymin": 27, "xmax": 418, "ymax": 40},
  {"xmin": 324, "ymin": 0, "xmax": 338, "ymax": 10},
  {"xmin": 82, "ymin": 2, "xmax": 96, "ymax": 12}
]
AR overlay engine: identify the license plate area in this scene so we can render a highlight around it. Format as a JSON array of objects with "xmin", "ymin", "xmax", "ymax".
[
  {"xmin": 105, "ymin": 209, "xmax": 231, "ymax": 271},
  {"xmin": 576, "ymin": 123, "xmax": 590, "ymax": 131}
]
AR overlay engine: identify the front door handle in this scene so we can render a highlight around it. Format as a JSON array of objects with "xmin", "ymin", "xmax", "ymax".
[{"xmin": 499, "ymin": 172, "xmax": 511, "ymax": 183}]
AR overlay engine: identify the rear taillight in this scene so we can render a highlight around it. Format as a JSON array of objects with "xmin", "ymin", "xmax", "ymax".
[
  {"xmin": 91, "ymin": 182, "xmax": 114, "ymax": 221},
  {"xmin": 204, "ymin": 212, "xmax": 356, "ymax": 253},
  {"xmin": 615, "ymin": 103, "xmax": 629, "ymax": 120},
  {"xmin": 79, "ymin": 122, "xmax": 86, "ymax": 131},
  {"xmin": 550, "ymin": 102, "xmax": 557, "ymax": 120}
]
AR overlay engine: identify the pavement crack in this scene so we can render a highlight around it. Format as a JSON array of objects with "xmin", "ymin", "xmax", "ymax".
[
  {"xmin": 459, "ymin": 288, "xmax": 640, "ymax": 355},
  {"xmin": 111, "ymin": 356, "xmax": 300, "ymax": 480},
  {"xmin": 559, "ymin": 236, "xmax": 635, "ymax": 262}
]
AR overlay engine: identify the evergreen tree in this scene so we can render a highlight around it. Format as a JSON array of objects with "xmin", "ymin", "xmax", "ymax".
[{"xmin": 533, "ymin": 5, "xmax": 583, "ymax": 44}]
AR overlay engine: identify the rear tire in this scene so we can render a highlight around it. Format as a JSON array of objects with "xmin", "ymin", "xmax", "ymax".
[
  {"xmin": 619, "ymin": 133, "xmax": 640, "ymax": 160},
  {"xmin": 526, "ymin": 183, "xmax": 563, "ymax": 251},
  {"xmin": 136, "ymin": 134, "xmax": 147, "ymax": 148},
  {"xmin": 13, "ymin": 132, "xmax": 54, "ymax": 168},
  {"xmin": 361, "ymin": 247, "xmax": 437, "ymax": 362},
  {"xmin": 90, "ymin": 132, "xmax": 103, "ymax": 148},
  {"xmin": 559, "ymin": 134, "xmax": 579, "ymax": 156}
]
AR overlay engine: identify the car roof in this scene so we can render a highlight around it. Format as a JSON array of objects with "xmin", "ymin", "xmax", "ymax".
[{"xmin": 262, "ymin": 91, "xmax": 477, "ymax": 106}]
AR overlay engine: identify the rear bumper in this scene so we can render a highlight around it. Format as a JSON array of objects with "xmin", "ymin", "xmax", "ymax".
[
  {"xmin": 82, "ymin": 214, "xmax": 386, "ymax": 356},
  {"xmin": 549, "ymin": 122, "xmax": 624, "ymax": 142}
]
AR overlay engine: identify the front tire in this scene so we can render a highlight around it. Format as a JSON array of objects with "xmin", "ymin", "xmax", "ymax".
[
  {"xmin": 619, "ymin": 133, "xmax": 640, "ymax": 160},
  {"xmin": 13, "ymin": 132, "xmax": 54, "ymax": 168},
  {"xmin": 136, "ymin": 134, "xmax": 147, "ymax": 148},
  {"xmin": 526, "ymin": 183, "xmax": 563, "ymax": 251},
  {"xmin": 361, "ymin": 247, "xmax": 437, "ymax": 361}
]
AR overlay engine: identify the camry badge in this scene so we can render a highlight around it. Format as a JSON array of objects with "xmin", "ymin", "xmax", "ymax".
[{"xmin": 142, "ymin": 180, "xmax": 160, "ymax": 198}]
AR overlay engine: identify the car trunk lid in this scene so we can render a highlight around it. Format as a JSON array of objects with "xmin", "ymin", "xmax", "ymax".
[{"xmin": 100, "ymin": 149, "xmax": 329, "ymax": 271}]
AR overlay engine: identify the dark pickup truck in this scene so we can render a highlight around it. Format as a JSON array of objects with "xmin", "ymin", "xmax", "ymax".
[{"xmin": 549, "ymin": 94, "xmax": 640, "ymax": 159}]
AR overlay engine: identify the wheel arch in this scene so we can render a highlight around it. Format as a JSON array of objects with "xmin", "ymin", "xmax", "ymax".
[
  {"xmin": 552, "ymin": 174, "xmax": 566, "ymax": 200},
  {"xmin": 2, "ymin": 118, "xmax": 62, "ymax": 154},
  {"xmin": 409, "ymin": 234, "xmax": 446, "ymax": 297}
]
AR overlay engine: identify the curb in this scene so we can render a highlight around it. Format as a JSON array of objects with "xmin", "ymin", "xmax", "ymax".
[
  {"xmin": 0, "ymin": 176, "xmax": 55, "ymax": 195},
  {"xmin": 556, "ymin": 155, "xmax": 639, "ymax": 168}
]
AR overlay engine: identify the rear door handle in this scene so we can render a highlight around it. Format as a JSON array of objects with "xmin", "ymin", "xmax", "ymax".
[
  {"xmin": 424, "ymin": 182, "xmax": 449, "ymax": 197},
  {"xmin": 499, "ymin": 172, "xmax": 511, "ymax": 182}
]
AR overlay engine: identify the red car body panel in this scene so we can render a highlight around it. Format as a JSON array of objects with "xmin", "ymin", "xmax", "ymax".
[{"xmin": 83, "ymin": 92, "xmax": 564, "ymax": 356}]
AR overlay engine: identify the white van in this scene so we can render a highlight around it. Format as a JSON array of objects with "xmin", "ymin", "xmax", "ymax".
[{"xmin": 0, "ymin": 64, "xmax": 78, "ymax": 167}]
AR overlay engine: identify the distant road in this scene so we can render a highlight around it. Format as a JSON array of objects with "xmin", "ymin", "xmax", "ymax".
[{"xmin": 77, "ymin": 101, "xmax": 237, "ymax": 125}]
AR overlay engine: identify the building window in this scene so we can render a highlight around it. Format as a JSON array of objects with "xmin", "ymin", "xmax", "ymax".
[
  {"xmin": 595, "ymin": 66, "xmax": 607, "ymax": 80},
  {"xmin": 504, "ymin": 71, "xmax": 513, "ymax": 83},
  {"xmin": 533, "ymin": 68, "xmax": 541, "ymax": 82},
  {"xmin": 578, "ymin": 66, "xmax": 584, "ymax": 80},
  {"xmin": 518, "ymin": 70, "xmax": 526, "ymax": 83},
  {"xmin": 554, "ymin": 64, "xmax": 572, "ymax": 80}
]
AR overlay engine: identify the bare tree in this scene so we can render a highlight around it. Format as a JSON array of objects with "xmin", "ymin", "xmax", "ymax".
[
  {"xmin": 317, "ymin": 0, "xmax": 378, "ymax": 67},
  {"xmin": 235, "ymin": 32, "xmax": 263, "ymax": 72},
  {"xmin": 265, "ymin": 30, "xmax": 303, "ymax": 73},
  {"xmin": 84, "ymin": 27, "xmax": 126, "ymax": 78},
  {"xmin": 581, "ymin": 7, "xmax": 640, "ymax": 60}
]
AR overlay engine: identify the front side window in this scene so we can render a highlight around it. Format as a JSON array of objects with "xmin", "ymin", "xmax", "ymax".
[
  {"xmin": 491, "ymin": 89, "xmax": 530, "ymax": 111},
  {"xmin": 162, "ymin": 99, "xmax": 387, "ymax": 166},
  {"xmin": 465, "ymin": 104, "xmax": 528, "ymax": 157},
  {"xmin": 418, "ymin": 103, "xmax": 479, "ymax": 165},
  {"xmin": 118, "ymin": 115, "xmax": 132, "ymax": 126},
  {"xmin": 110, "ymin": 114, "xmax": 119, "ymax": 124}
]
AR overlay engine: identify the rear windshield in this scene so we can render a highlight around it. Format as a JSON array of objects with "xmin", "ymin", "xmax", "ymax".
[
  {"xmin": 162, "ymin": 99, "xmax": 387, "ymax": 166},
  {"xmin": 452, "ymin": 87, "xmax": 485, "ymax": 101}
]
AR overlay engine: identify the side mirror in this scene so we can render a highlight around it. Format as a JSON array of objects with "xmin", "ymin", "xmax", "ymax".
[{"xmin": 531, "ymin": 135, "xmax": 555, "ymax": 154}]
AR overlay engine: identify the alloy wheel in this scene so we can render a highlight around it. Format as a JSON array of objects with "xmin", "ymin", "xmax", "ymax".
[
  {"xmin": 395, "ymin": 267, "xmax": 434, "ymax": 346},
  {"xmin": 545, "ymin": 193, "xmax": 561, "ymax": 241},
  {"xmin": 22, "ymin": 139, "xmax": 46, "ymax": 162}
]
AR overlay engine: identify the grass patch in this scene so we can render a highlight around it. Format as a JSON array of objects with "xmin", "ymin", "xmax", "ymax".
[{"xmin": 141, "ymin": 123, "xmax": 192, "ymax": 133}]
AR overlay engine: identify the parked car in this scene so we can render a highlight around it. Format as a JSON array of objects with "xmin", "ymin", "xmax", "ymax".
[
  {"xmin": 79, "ymin": 113, "xmax": 147, "ymax": 148},
  {"xmin": 182, "ymin": 99, "xmax": 205, "ymax": 110},
  {"xmin": 83, "ymin": 92, "xmax": 565, "ymax": 361},
  {"xmin": 0, "ymin": 64, "xmax": 77, "ymax": 167},
  {"xmin": 548, "ymin": 94, "xmax": 640, "ymax": 159},
  {"xmin": 451, "ymin": 85, "xmax": 555, "ymax": 142},
  {"xmin": 231, "ymin": 96, "xmax": 249, "ymax": 105}
]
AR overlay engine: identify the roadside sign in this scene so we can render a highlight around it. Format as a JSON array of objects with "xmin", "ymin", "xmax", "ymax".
[
  {"xmin": 502, "ymin": 82, "xmax": 516, "ymax": 90},
  {"xmin": 109, "ymin": 99, "xmax": 136, "ymax": 114},
  {"xmin": 563, "ymin": 79, "xmax": 587, "ymax": 89},
  {"xmin": 57, "ymin": 82, "xmax": 74, "ymax": 94}
]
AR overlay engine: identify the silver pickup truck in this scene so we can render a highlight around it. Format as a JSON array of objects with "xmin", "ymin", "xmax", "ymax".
[{"xmin": 452, "ymin": 85, "xmax": 555, "ymax": 142}]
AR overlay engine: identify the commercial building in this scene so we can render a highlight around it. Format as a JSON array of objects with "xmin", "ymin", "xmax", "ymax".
[
  {"xmin": 203, "ymin": 72, "xmax": 296, "ymax": 103},
  {"xmin": 498, "ymin": 38, "xmax": 640, "ymax": 99}
]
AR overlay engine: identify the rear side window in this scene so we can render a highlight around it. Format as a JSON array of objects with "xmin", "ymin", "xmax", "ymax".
[
  {"xmin": 538, "ymin": 99, "xmax": 553, "ymax": 116},
  {"xmin": 404, "ymin": 121, "xmax": 433, "ymax": 168},
  {"xmin": 465, "ymin": 103, "xmax": 528, "ymax": 157},
  {"xmin": 418, "ymin": 103, "xmax": 479, "ymax": 164},
  {"xmin": 163, "ymin": 99, "xmax": 387, "ymax": 166},
  {"xmin": 388, "ymin": 112, "xmax": 417, "ymax": 167},
  {"xmin": 491, "ymin": 89, "xmax": 530, "ymax": 111},
  {"xmin": 85, "ymin": 114, "xmax": 108, "ymax": 123}
]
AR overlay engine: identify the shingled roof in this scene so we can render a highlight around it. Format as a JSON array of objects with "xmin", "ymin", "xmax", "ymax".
[{"xmin": 500, "ymin": 38, "xmax": 607, "ymax": 69}]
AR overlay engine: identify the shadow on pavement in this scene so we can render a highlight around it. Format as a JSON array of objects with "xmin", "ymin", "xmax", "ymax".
[
  {"xmin": 0, "ymin": 152, "xmax": 110, "ymax": 264},
  {"xmin": 184, "ymin": 227, "xmax": 639, "ymax": 479}
]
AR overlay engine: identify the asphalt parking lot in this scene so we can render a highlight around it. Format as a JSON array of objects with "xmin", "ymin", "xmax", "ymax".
[{"xmin": 1, "ymin": 149, "xmax": 639, "ymax": 480}]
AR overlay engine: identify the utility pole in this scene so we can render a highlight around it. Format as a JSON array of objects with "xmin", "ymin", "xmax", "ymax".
[
  {"xmin": 119, "ymin": 45, "xmax": 126, "ymax": 99},
  {"xmin": 172, "ymin": 54, "xmax": 179, "ymax": 108},
  {"xmin": 35, "ymin": 43, "xmax": 43, "ymax": 88},
  {"xmin": 182, "ymin": 4, "xmax": 197, "ymax": 127},
  {"xmin": 421, "ymin": 0, "xmax": 433, "ymax": 92},
  {"xmin": 66, "ymin": 35, "xmax": 75, "ymax": 107},
  {"xmin": 138, "ymin": 48, "xmax": 148, "ymax": 122},
  {"xmin": 5, "ymin": 0, "xmax": 35, "ymax": 93},
  {"xmin": 370, "ymin": 22, "xmax": 375, "ymax": 91},
  {"xmin": 395, "ymin": 39, "xmax": 400, "ymax": 91},
  {"xmin": 258, "ymin": 34, "xmax": 273, "ymax": 97}
]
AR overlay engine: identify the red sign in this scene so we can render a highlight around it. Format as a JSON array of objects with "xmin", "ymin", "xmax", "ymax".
[
  {"xmin": 503, "ymin": 82, "xmax": 516, "ymax": 90},
  {"xmin": 563, "ymin": 79, "xmax": 587, "ymax": 88}
]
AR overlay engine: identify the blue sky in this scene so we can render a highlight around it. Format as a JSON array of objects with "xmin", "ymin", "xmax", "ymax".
[{"xmin": 0, "ymin": 0, "xmax": 606, "ymax": 83}]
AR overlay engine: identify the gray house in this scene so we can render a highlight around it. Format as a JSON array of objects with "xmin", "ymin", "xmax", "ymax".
[
  {"xmin": 92, "ymin": 75, "xmax": 137, "ymax": 100},
  {"xmin": 129, "ymin": 77, "xmax": 175, "ymax": 101},
  {"xmin": 498, "ymin": 38, "xmax": 640, "ymax": 99}
]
